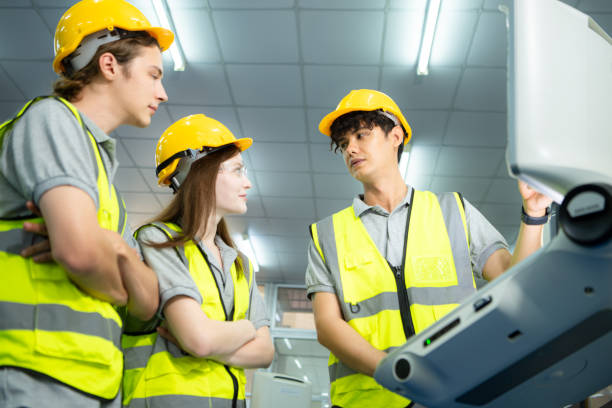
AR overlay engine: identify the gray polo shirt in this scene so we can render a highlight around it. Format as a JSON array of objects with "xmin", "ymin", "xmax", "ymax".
[
  {"xmin": 130, "ymin": 225, "xmax": 270, "ymax": 333},
  {"xmin": 305, "ymin": 186, "xmax": 509, "ymax": 299},
  {"xmin": 0, "ymin": 97, "xmax": 138, "ymax": 250}
]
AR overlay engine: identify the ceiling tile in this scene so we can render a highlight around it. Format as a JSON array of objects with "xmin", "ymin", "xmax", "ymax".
[
  {"xmin": 247, "ymin": 218, "xmax": 314, "ymax": 238},
  {"xmin": 166, "ymin": 105, "xmax": 242, "ymax": 137},
  {"xmin": 497, "ymin": 159, "xmax": 512, "ymax": 177},
  {"xmin": 115, "ymin": 105, "xmax": 173, "ymax": 139},
  {"xmin": 300, "ymin": 11, "xmax": 384, "ymax": 64},
  {"xmin": 164, "ymin": 64, "xmax": 232, "ymax": 105},
  {"xmin": 429, "ymin": 176, "xmax": 492, "ymax": 203},
  {"xmin": 589, "ymin": 14, "xmax": 612, "ymax": 34},
  {"xmin": 454, "ymin": 68, "xmax": 506, "ymax": 111},
  {"xmin": 381, "ymin": 67, "xmax": 462, "ymax": 109},
  {"xmin": 0, "ymin": 0, "xmax": 32, "ymax": 6},
  {"xmin": 237, "ymin": 107, "xmax": 306, "ymax": 142},
  {"xmin": 313, "ymin": 173, "xmax": 362, "ymax": 199},
  {"xmin": 467, "ymin": 12, "xmax": 507, "ymax": 67},
  {"xmin": 210, "ymin": 0, "xmax": 294, "ymax": 8},
  {"xmin": 1, "ymin": 61, "xmax": 55, "ymax": 99},
  {"xmin": 483, "ymin": 177, "xmax": 522, "ymax": 204},
  {"xmin": 0, "ymin": 9, "xmax": 52, "ymax": 59},
  {"xmin": 170, "ymin": 8, "xmax": 220, "ymax": 63},
  {"xmin": 307, "ymin": 108, "xmax": 332, "ymax": 143},
  {"xmin": 304, "ymin": 65, "xmax": 379, "ymax": 107},
  {"xmin": 406, "ymin": 110, "xmax": 448, "ymax": 145},
  {"xmin": 248, "ymin": 142, "xmax": 310, "ymax": 172},
  {"xmin": 444, "ymin": 112, "xmax": 506, "ymax": 147},
  {"xmin": 122, "ymin": 192, "xmax": 162, "ymax": 213},
  {"xmin": 497, "ymin": 226, "xmax": 519, "ymax": 245},
  {"xmin": 0, "ymin": 101, "xmax": 22, "ymax": 120},
  {"xmin": 389, "ymin": 0, "xmax": 426, "ymax": 9},
  {"xmin": 122, "ymin": 139, "xmax": 157, "ymax": 168},
  {"xmin": 155, "ymin": 193, "xmax": 174, "ymax": 208},
  {"xmin": 272, "ymin": 235, "xmax": 309, "ymax": 253},
  {"xmin": 309, "ymin": 144, "xmax": 345, "ymax": 173},
  {"xmin": 214, "ymin": 10, "xmax": 298, "ymax": 63},
  {"xmin": 36, "ymin": 7, "xmax": 64, "ymax": 31},
  {"xmin": 140, "ymin": 166, "xmax": 169, "ymax": 194},
  {"xmin": 227, "ymin": 65, "xmax": 302, "ymax": 106},
  {"xmin": 435, "ymin": 146, "xmax": 504, "ymax": 177},
  {"xmin": 405, "ymin": 145, "xmax": 440, "ymax": 176},
  {"xmin": 255, "ymin": 171, "xmax": 313, "ymax": 197},
  {"xmin": 580, "ymin": 1, "xmax": 612, "ymax": 12},
  {"xmin": 261, "ymin": 197, "xmax": 316, "ymax": 219},
  {"xmin": 168, "ymin": 0, "xmax": 209, "ymax": 8},
  {"xmin": 249, "ymin": 235, "xmax": 280, "ymax": 270},
  {"xmin": 299, "ymin": 0, "xmax": 385, "ymax": 8},
  {"xmin": 245, "ymin": 195, "xmax": 266, "ymax": 217},
  {"xmin": 383, "ymin": 10, "xmax": 424, "ymax": 66},
  {"xmin": 315, "ymin": 198, "xmax": 350, "ymax": 218},
  {"xmin": 114, "ymin": 168, "xmax": 151, "ymax": 193},
  {"xmin": 441, "ymin": 0, "xmax": 482, "ymax": 10},
  {"xmin": 0, "ymin": 68, "xmax": 24, "ymax": 101},
  {"xmin": 405, "ymin": 173, "xmax": 433, "ymax": 190},
  {"xmin": 116, "ymin": 138, "xmax": 136, "ymax": 167},
  {"xmin": 430, "ymin": 11, "xmax": 479, "ymax": 66},
  {"xmin": 479, "ymin": 202, "xmax": 519, "ymax": 227},
  {"xmin": 483, "ymin": 0, "xmax": 512, "ymax": 10}
]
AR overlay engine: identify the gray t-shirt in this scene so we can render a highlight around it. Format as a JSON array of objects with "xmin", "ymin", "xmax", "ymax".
[
  {"xmin": 305, "ymin": 186, "xmax": 509, "ymax": 299},
  {"xmin": 0, "ymin": 97, "xmax": 138, "ymax": 250},
  {"xmin": 130, "ymin": 225, "xmax": 270, "ymax": 333}
]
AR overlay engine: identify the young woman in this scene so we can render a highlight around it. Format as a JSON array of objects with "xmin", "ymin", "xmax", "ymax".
[{"xmin": 122, "ymin": 114, "xmax": 274, "ymax": 408}]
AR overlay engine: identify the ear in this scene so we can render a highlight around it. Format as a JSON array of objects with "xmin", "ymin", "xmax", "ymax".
[
  {"xmin": 389, "ymin": 125, "xmax": 404, "ymax": 149},
  {"xmin": 97, "ymin": 52, "xmax": 119, "ymax": 81}
]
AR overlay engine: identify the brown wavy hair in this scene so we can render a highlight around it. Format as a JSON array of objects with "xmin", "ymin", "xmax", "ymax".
[
  {"xmin": 145, "ymin": 146, "xmax": 241, "ymax": 262},
  {"xmin": 53, "ymin": 34, "xmax": 160, "ymax": 102}
]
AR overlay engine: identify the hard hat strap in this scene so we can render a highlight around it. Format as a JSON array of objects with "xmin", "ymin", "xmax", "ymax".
[{"xmin": 63, "ymin": 28, "xmax": 148, "ymax": 75}]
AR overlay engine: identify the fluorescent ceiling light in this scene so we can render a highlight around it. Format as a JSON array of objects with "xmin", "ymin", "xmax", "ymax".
[
  {"xmin": 152, "ymin": 0, "xmax": 186, "ymax": 71},
  {"xmin": 283, "ymin": 338, "xmax": 293, "ymax": 350},
  {"xmin": 399, "ymin": 150, "xmax": 411, "ymax": 181},
  {"xmin": 294, "ymin": 358, "xmax": 302, "ymax": 369},
  {"xmin": 233, "ymin": 234, "xmax": 260, "ymax": 272},
  {"xmin": 417, "ymin": 0, "xmax": 441, "ymax": 75},
  {"xmin": 303, "ymin": 375, "xmax": 309, "ymax": 382}
]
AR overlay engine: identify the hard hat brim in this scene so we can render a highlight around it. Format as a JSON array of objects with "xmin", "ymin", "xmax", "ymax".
[{"xmin": 319, "ymin": 107, "xmax": 412, "ymax": 145}]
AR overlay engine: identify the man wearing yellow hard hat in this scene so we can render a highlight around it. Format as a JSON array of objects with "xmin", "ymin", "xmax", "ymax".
[
  {"xmin": 0, "ymin": 0, "xmax": 173, "ymax": 406},
  {"xmin": 306, "ymin": 89, "xmax": 552, "ymax": 408}
]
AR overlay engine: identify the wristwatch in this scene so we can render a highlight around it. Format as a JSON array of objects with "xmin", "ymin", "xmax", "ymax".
[{"xmin": 521, "ymin": 206, "xmax": 550, "ymax": 225}]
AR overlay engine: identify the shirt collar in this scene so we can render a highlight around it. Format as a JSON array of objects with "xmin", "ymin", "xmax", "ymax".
[{"xmin": 352, "ymin": 185, "xmax": 413, "ymax": 218}]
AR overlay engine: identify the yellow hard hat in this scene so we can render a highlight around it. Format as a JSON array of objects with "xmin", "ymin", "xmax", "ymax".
[
  {"xmin": 319, "ymin": 89, "xmax": 412, "ymax": 144},
  {"xmin": 53, "ymin": 0, "xmax": 174, "ymax": 74},
  {"xmin": 155, "ymin": 114, "xmax": 253, "ymax": 186}
]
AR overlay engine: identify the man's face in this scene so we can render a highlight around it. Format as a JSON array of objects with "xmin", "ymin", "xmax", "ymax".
[
  {"xmin": 115, "ymin": 45, "xmax": 167, "ymax": 128},
  {"xmin": 338, "ymin": 125, "xmax": 399, "ymax": 183}
]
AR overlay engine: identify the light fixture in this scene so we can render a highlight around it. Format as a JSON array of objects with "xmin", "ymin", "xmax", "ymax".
[
  {"xmin": 303, "ymin": 375, "xmax": 309, "ymax": 382},
  {"xmin": 233, "ymin": 234, "xmax": 260, "ymax": 272},
  {"xmin": 283, "ymin": 338, "xmax": 293, "ymax": 350},
  {"xmin": 294, "ymin": 358, "xmax": 302, "ymax": 369},
  {"xmin": 152, "ymin": 0, "xmax": 186, "ymax": 71},
  {"xmin": 399, "ymin": 150, "xmax": 411, "ymax": 181},
  {"xmin": 417, "ymin": 0, "xmax": 442, "ymax": 75}
]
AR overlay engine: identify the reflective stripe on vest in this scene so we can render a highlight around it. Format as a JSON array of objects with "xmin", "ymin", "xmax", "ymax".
[
  {"xmin": 123, "ymin": 221, "xmax": 253, "ymax": 408},
  {"xmin": 310, "ymin": 190, "xmax": 474, "ymax": 408},
  {"xmin": 0, "ymin": 96, "xmax": 125, "ymax": 399}
]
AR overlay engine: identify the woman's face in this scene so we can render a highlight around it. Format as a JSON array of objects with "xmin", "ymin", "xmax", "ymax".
[{"xmin": 215, "ymin": 153, "xmax": 252, "ymax": 216}]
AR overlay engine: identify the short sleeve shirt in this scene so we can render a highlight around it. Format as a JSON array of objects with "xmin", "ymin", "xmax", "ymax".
[
  {"xmin": 129, "ymin": 225, "xmax": 270, "ymax": 333},
  {"xmin": 305, "ymin": 186, "xmax": 509, "ymax": 299},
  {"xmin": 0, "ymin": 97, "xmax": 138, "ymax": 250}
]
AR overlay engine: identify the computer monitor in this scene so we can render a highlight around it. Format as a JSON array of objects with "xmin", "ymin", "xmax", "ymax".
[
  {"xmin": 373, "ymin": 1, "xmax": 612, "ymax": 407},
  {"xmin": 506, "ymin": 0, "xmax": 612, "ymax": 204}
]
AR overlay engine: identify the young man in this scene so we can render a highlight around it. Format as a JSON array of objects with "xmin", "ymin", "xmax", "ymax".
[
  {"xmin": 306, "ymin": 89, "xmax": 552, "ymax": 408},
  {"xmin": 0, "ymin": 0, "xmax": 173, "ymax": 406}
]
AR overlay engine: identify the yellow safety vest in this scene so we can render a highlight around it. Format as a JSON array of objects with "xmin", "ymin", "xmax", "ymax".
[
  {"xmin": 0, "ymin": 96, "xmax": 127, "ymax": 399},
  {"xmin": 122, "ymin": 221, "xmax": 254, "ymax": 408},
  {"xmin": 310, "ymin": 190, "xmax": 476, "ymax": 408}
]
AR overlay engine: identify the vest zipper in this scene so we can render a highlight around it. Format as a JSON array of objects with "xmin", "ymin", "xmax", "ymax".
[
  {"xmin": 225, "ymin": 365, "xmax": 239, "ymax": 408},
  {"xmin": 196, "ymin": 244, "xmax": 240, "ymax": 408},
  {"xmin": 391, "ymin": 265, "xmax": 415, "ymax": 339}
]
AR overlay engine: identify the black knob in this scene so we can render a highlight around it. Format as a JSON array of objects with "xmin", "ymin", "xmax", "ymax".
[
  {"xmin": 394, "ymin": 357, "xmax": 411, "ymax": 381},
  {"xmin": 559, "ymin": 183, "xmax": 612, "ymax": 246}
]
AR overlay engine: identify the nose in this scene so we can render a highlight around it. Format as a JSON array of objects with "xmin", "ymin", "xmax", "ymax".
[
  {"xmin": 157, "ymin": 81, "xmax": 168, "ymax": 103},
  {"xmin": 344, "ymin": 136, "xmax": 358, "ymax": 161},
  {"xmin": 243, "ymin": 174, "xmax": 252, "ymax": 190}
]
